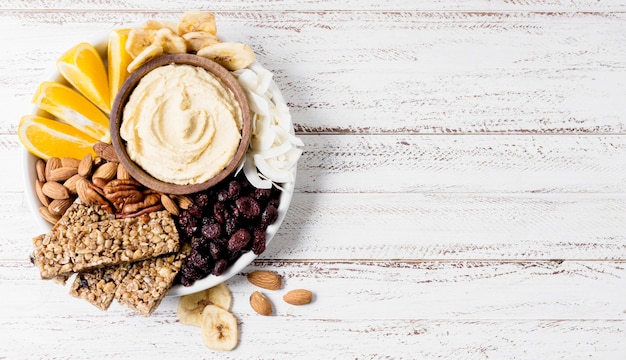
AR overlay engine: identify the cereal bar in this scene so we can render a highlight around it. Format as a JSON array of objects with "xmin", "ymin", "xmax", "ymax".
[
  {"xmin": 33, "ymin": 210, "xmax": 180, "ymax": 279},
  {"xmin": 115, "ymin": 253, "xmax": 183, "ymax": 316},
  {"xmin": 69, "ymin": 264, "xmax": 130, "ymax": 310}
]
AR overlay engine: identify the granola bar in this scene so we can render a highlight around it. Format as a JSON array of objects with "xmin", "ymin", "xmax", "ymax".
[
  {"xmin": 31, "ymin": 202, "xmax": 115, "ymax": 281},
  {"xmin": 115, "ymin": 253, "xmax": 183, "ymax": 316},
  {"xmin": 69, "ymin": 264, "xmax": 130, "ymax": 310},
  {"xmin": 33, "ymin": 210, "xmax": 179, "ymax": 279}
]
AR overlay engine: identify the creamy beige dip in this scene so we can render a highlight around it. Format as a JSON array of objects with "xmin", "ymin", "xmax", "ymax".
[{"xmin": 120, "ymin": 64, "xmax": 243, "ymax": 185}]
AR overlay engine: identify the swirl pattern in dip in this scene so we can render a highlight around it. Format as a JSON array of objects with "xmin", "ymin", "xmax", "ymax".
[{"xmin": 120, "ymin": 64, "xmax": 243, "ymax": 185}]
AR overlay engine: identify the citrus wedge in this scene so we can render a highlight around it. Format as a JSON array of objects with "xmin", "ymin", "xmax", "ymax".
[
  {"xmin": 108, "ymin": 28, "xmax": 133, "ymax": 106},
  {"xmin": 57, "ymin": 42, "xmax": 111, "ymax": 114},
  {"xmin": 33, "ymin": 81, "xmax": 111, "ymax": 143},
  {"xmin": 18, "ymin": 115, "xmax": 98, "ymax": 160}
]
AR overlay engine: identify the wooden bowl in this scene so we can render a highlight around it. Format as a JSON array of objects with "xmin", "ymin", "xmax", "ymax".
[{"xmin": 110, "ymin": 54, "xmax": 252, "ymax": 195}]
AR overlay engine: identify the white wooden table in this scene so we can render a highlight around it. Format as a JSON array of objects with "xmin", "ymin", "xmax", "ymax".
[{"xmin": 1, "ymin": 1, "xmax": 625, "ymax": 358}]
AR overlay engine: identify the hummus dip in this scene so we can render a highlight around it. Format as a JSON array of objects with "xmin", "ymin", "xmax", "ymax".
[{"xmin": 120, "ymin": 64, "xmax": 243, "ymax": 185}]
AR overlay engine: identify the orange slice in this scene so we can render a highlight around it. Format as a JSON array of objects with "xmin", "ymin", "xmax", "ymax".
[
  {"xmin": 57, "ymin": 42, "xmax": 111, "ymax": 114},
  {"xmin": 33, "ymin": 81, "xmax": 111, "ymax": 143},
  {"xmin": 18, "ymin": 115, "xmax": 98, "ymax": 160},
  {"xmin": 108, "ymin": 28, "xmax": 133, "ymax": 106}
]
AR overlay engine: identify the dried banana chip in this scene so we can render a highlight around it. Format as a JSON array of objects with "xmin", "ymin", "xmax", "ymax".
[
  {"xmin": 178, "ymin": 11, "xmax": 217, "ymax": 35},
  {"xmin": 197, "ymin": 42, "xmax": 255, "ymax": 71},
  {"xmin": 182, "ymin": 31, "xmax": 221, "ymax": 52}
]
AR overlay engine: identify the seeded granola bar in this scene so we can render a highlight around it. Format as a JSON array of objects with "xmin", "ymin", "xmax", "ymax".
[
  {"xmin": 32, "ymin": 202, "xmax": 115, "ymax": 279},
  {"xmin": 69, "ymin": 264, "xmax": 130, "ymax": 310},
  {"xmin": 33, "ymin": 210, "xmax": 180, "ymax": 279},
  {"xmin": 115, "ymin": 253, "xmax": 183, "ymax": 316}
]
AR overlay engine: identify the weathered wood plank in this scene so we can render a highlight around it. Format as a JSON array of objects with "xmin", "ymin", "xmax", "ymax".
[
  {"xmin": 1, "ymin": 0, "xmax": 625, "ymax": 11},
  {"xmin": 3, "ymin": 260, "xmax": 625, "ymax": 319},
  {"xmin": 6, "ymin": 134, "xmax": 626, "ymax": 195},
  {"xmin": 1, "ymin": 260, "xmax": 624, "ymax": 358},
  {"xmin": 297, "ymin": 134, "xmax": 626, "ymax": 193},
  {"xmin": 1, "ymin": 11, "xmax": 625, "ymax": 134},
  {"xmin": 5, "ymin": 192, "xmax": 626, "ymax": 260},
  {"xmin": 1, "ymin": 317, "xmax": 622, "ymax": 359}
]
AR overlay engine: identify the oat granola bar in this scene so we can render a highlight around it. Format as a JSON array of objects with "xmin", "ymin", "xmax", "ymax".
[
  {"xmin": 115, "ymin": 253, "xmax": 183, "ymax": 316},
  {"xmin": 69, "ymin": 264, "xmax": 130, "ymax": 310},
  {"xmin": 33, "ymin": 210, "xmax": 180, "ymax": 279},
  {"xmin": 31, "ymin": 202, "xmax": 115, "ymax": 282}
]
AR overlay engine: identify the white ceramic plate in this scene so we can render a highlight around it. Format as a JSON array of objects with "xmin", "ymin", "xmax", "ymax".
[{"xmin": 22, "ymin": 30, "xmax": 296, "ymax": 297}]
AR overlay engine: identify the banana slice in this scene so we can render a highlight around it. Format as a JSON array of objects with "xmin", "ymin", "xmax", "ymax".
[
  {"xmin": 154, "ymin": 28, "xmax": 187, "ymax": 54},
  {"xmin": 197, "ymin": 42, "xmax": 255, "ymax": 71},
  {"xmin": 126, "ymin": 44, "xmax": 163, "ymax": 73},
  {"xmin": 177, "ymin": 282, "xmax": 233, "ymax": 327},
  {"xmin": 178, "ymin": 290, "xmax": 212, "ymax": 326},
  {"xmin": 201, "ymin": 305, "xmax": 238, "ymax": 351},
  {"xmin": 143, "ymin": 19, "xmax": 179, "ymax": 34},
  {"xmin": 125, "ymin": 28, "xmax": 156, "ymax": 59},
  {"xmin": 207, "ymin": 282, "xmax": 233, "ymax": 311},
  {"xmin": 182, "ymin": 31, "xmax": 221, "ymax": 53},
  {"xmin": 178, "ymin": 11, "xmax": 217, "ymax": 35}
]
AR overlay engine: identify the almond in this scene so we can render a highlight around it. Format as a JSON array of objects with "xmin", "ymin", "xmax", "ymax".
[
  {"xmin": 63, "ymin": 174, "xmax": 83, "ymax": 194},
  {"xmin": 36, "ymin": 159, "xmax": 46, "ymax": 182},
  {"xmin": 174, "ymin": 195, "xmax": 193, "ymax": 210},
  {"xmin": 47, "ymin": 167, "xmax": 78, "ymax": 182},
  {"xmin": 35, "ymin": 180, "xmax": 50, "ymax": 206},
  {"xmin": 161, "ymin": 194, "xmax": 180, "ymax": 216},
  {"xmin": 283, "ymin": 289, "xmax": 313, "ymax": 306},
  {"xmin": 92, "ymin": 177, "xmax": 109, "ymax": 189},
  {"xmin": 78, "ymin": 154, "xmax": 93, "ymax": 177},
  {"xmin": 247, "ymin": 270, "xmax": 282, "ymax": 290},
  {"xmin": 92, "ymin": 162, "xmax": 118, "ymax": 182},
  {"xmin": 45, "ymin": 157, "xmax": 61, "ymax": 180},
  {"xmin": 249, "ymin": 291, "xmax": 272, "ymax": 316},
  {"xmin": 48, "ymin": 198, "xmax": 73, "ymax": 216},
  {"xmin": 93, "ymin": 142, "xmax": 119, "ymax": 162},
  {"xmin": 41, "ymin": 181, "xmax": 69, "ymax": 200},
  {"xmin": 38, "ymin": 206, "xmax": 59, "ymax": 225},
  {"xmin": 60, "ymin": 157, "xmax": 80, "ymax": 169},
  {"xmin": 76, "ymin": 178, "xmax": 91, "ymax": 204},
  {"xmin": 117, "ymin": 163, "xmax": 130, "ymax": 180}
]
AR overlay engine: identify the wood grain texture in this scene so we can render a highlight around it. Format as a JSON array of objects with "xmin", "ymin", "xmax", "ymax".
[
  {"xmin": 2, "ymin": 0, "xmax": 626, "ymax": 11},
  {"xmin": 1, "ymin": 10, "xmax": 625, "ymax": 134},
  {"xmin": 4, "ymin": 191, "xmax": 626, "ymax": 261},
  {"xmin": 5, "ymin": 134, "xmax": 626, "ymax": 194},
  {"xmin": 1, "ymin": 3, "xmax": 625, "ymax": 359},
  {"xmin": 1, "ymin": 260, "xmax": 624, "ymax": 358}
]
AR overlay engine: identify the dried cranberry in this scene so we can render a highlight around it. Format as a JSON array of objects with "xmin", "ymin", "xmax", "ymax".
[
  {"xmin": 187, "ymin": 204, "xmax": 204, "ymax": 219},
  {"xmin": 268, "ymin": 198, "xmax": 280, "ymax": 209},
  {"xmin": 228, "ymin": 181, "xmax": 241, "ymax": 199},
  {"xmin": 236, "ymin": 197, "xmax": 261, "ymax": 219},
  {"xmin": 194, "ymin": 193, "xmax": 210, "ymax": 208},
  {"xmin": 253, "ymin": 188, "xmax": 272, "ymax": 201},
  {"xmin": 224, "ymin": 217, "xmax": 239, "ymax": 237},
  {"xmin": 181, "ymin": 264, "xmax": 201, "ymax": 281},
  {"xmin": 261, "ymin": 205, "xmax": 279, "ymax": 226},
  {"xmin": 227, "ymin": 229, "xmax": 251, "ymax": 252},
  {"xmin": 213, "ymin": 202, "xmax": 227, "ymax": 224},
  {"xmin": 212, "ymin": 259, "xmax": 228, "ymax": 276},
  {"xmin": 217, "ymin": 189, "xmax": 229, "ymax": 202},
  {"xmin": 229, "ymin": 204, "xmax": 240, "ymax": 220},
  {"xmin": 180, "ymin": 276, "xmax": 194, "ymax": 287},
  {"xmin": 201, "ymin": 222, "xmax": 221, "ymax": 239},
  {"xmin": 191, "ymin": 238, "xmax": 205, "ymax": 251},
  {"xmin": 188, "ymin": 250, "xmax": 209, "ymax": 271},
  {"xmin": 182, "ymin": 223, "xmax": 197, "ymax": 238},
  {"xmin": 208, "ymin": 241, "xmax": 224, "ymax": 260},
  {"xmin": 252, "ymin": 228, "xmax": 266, "ymax": 255}
]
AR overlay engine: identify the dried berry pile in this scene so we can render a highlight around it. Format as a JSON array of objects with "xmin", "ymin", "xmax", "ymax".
[{"xmin": 176, "ymin": 172, "xmax": 281, "ymax": 286}]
